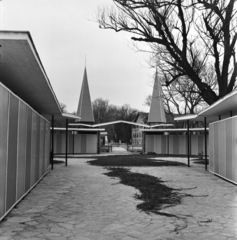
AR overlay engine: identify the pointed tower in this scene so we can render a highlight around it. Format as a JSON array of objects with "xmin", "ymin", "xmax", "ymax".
[
  {"xmin": 76, "ymin": 67, "xmax": 95, "ymax": 123},
  {"xmin": 147, "ymin": 71, "xmax": 166, "ymax": 124}
]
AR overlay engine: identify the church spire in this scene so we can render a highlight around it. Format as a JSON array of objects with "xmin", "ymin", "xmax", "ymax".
[
  {"xmin": 76, "ymin": 67, "xmax": 95, "ymax": 123},
  {"xmin": 147, "ymin": 70, "xmax": 166, "ymax": 124}
]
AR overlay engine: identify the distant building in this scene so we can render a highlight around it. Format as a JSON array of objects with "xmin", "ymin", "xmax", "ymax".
[
  {"xmin": 132, "ymin": 112, "xmax": 148, "ymax": 145},
  {"xmin": 131, "ymin": 112, "xmax": 175, "ymax": 144}
]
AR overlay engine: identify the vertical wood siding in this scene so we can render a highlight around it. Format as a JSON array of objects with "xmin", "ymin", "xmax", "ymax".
[
  {"xmin": 54, "ymin": 132, "xmax": 98, "ymax": 154},
  {"xmin": 0, "ymin": 84, "xmax": 50, "ymax": 221},
  {"xmin": 209, "ymin": 117, "xmax": 237, "ymax": 184},
  {"xmin": 146, "ymin": 134, "xmax": 208, "ymax": 155}
]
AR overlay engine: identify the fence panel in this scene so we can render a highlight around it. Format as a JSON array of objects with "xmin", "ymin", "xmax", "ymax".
[
  {"xmin": 0, "ymin": 86, "xmax": 9, "ymax": 217},
  {"xmin": 209, "ymin": 116, "xmax": 237, "ymax": 184},
  {"xmin": 0, "ymin": 83, "xmax": 51, "ymax": 221}
]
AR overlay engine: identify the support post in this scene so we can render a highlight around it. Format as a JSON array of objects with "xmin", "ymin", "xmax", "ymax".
[
  {"xmin": 204, "ymin": 117, "xmax": 208, "ymax": 171},
  {"xmin": 167, "ymin": 133, "xmax": 169, "ymax": 155},
  {"xmin": 65, "ymin": 118, "xmax": 68, "ymax": 166},
  {"xmin": 230, "ymin": 111, "xmax": 233, "ymax": 117},
  {"xmin": 97, "ymin": 131, "xmax": 100, "ymax": 154},
  {"xmin": 187, "ymin": 120, "xmax": 190, "ymax": 167},
  {"xmin": 219, "ymin": 115, "xmax": 221, "ymax": 120},
  {"xmin": 143, "ymin": 132, "xmax": 146, "ymax": 153},
  {"xmin": 51, "ymin": 115, "xmax": 54, "ymax": 170},
  {"xmin": 72, "ymin": 131, "xmax": 75, "ymax": 155}
]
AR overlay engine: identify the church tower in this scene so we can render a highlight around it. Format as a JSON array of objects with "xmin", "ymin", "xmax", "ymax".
[
  {"xmin": 147, "ymin": 71, "xmax": 166, "ymax": 124},
  {"xmin": 76, "ymin": 67, "xmax": 95, "ymax": 123}
]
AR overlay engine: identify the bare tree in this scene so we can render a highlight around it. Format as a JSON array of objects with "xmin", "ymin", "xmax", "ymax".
[
  {"xmin": 60, "ymin": 102, "xmax": 67, "ymax": 113},
  {"xmin": 98, "ymin": 0, "xmax": 237, "ymax": 105}
]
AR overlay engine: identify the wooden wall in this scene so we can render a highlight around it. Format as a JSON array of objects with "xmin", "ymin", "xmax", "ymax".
[
  {"xmin": 54, "ymin": 132, "xmax": 98, "ymax": 154},
  {"xmin": 209, "ymin": 117, "xmax": 237, "ymax": 184},
  {"xmin": 0, "ymin": 84, "xmax": 50, "ymax": 221},
  {"xmin": 146, "ymin": 134, "xmax": 208, "ymax": 155}
]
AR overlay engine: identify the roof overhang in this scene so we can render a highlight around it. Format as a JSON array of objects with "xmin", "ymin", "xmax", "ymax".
[
  {"xmin": 198, "ymin": 90, "xmax": 237, "ymax": 117},
  {"xmin": 140, "ymin": 128, "xmax": 209, "ymax": 132},
  {"xmin": 53, "ymin": 127, "xmax": 105, "ymax": 132},
  {"xmin": 0, "ymin": 31, "xmax": 61, "ymax": 116},
  {"xmin": 70, "ymin": 120, "xmax": 173, "ymax": 128},
  {"xmin": 149, "ymin": 123, "xmax": 173, "ymax": 128}
]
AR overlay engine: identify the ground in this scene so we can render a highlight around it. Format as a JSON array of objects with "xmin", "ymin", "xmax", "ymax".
[{"xmin": 0, "ymin": 155, "xmax": 236, "ymax": 240}]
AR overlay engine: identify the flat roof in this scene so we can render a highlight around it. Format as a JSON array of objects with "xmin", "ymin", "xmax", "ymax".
[
  {"xmin": 198, "ymin": 90, "xmax": 237, "ymax": 116},
  {"xmin": 174, "ymin": 90, "xmax": 237, "ymax": 122},
  {"xmin": 0, "ymin": 31, "xmax": 61, "ymax": 116},
  {"xmin": 140, "ymin": 128, "xmax": 209, "ymax": 132},
  {"xmin": 70, "ymin": 120, "xmax": 173, "ymax": 128},
  {"xmin": 53, "ymin": 128, "xmax": 105, "ymax": 132},
  {"xmin": 174, "ymin": 114, "xmax": 220, "ymax": 123}
]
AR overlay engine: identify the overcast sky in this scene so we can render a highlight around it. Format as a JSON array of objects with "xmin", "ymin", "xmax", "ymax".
[{"xmin": 1, "ymin": 0, "xmax": 153, "ymax": 113}]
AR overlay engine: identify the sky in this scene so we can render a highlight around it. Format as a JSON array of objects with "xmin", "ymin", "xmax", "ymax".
[{"xmin": 1, "ymin": 0, "xmax": 154, "ymax": 113}]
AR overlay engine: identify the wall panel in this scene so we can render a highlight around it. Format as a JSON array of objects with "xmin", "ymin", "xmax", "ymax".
[
  {"xmin": 169, "ymin": 135, "xmax": 174, "ymax": 154},
  {"xmin": 198, "ymin": 135, "xmax": 204, "ymax": 155},
  {"xmin": 0, "ymin": 83, "xmax": 51, "ymax": 221},
  {"xmin": 154, "ymin": 136, "xmax": 161, "ymax": 153},
  {"xmin": 0, "ymin": 86, "xmax": 9, "ymax": 217},
  {"xmin": 39, "ymin": 119, "xmax": 45, "ymax": 178},
  {"xmin": 172, "ymin": 136, "xmax": 179, "ymax": 154},
  {"xmin": 87, "ymin": 134, "xmax": 97, "ymax": 153},
  {"xmin": 232, "ymin": 118, "xmax": 237, "ymax": 182},
  {"xmin": 213, "ymin": 123, "xmax": 219, "ymax": 174},
  {"xmin": 226, "ymin": 118, "xmax": 233, "ymax": 180},
  {"xmin": 146, "ymin": 135, "xmax": 154, "ymax": 153},
  {"xmin": 45, "ymin": 122, "xmax": 50, "ymax": 172},
  {"xmin": 30, "ymin": 112, "xmax": 37, "ymax": 187},
  {"xmin": 16, "ymin": 101, "xmax": 27, "ymax": 200},
  {"xmin": 161, "ymin": 136, "xmax": 167, "ymax": 154},
  {"xmin": 57, "ymin": 134, "xmax": 62, "ymax": 153},
  {"xmin": 61, "ymin": 133, "xmax": 66, "ymax": 153},
  {"xmin": 74, "ymin": 134, "xmax": 81, "ymax": 153},
  {"xmin": 179, "ymin": 136, "xmax": 186, "ymax": 154},
  {"xmin": 191, "ymin": 135, "xmax": 198, "ymax": 155},
  {"xmin": 210, "ymin": 116, "xmax": 237, "ymax": 184},
  {"xmin": 34, "ymin": 115, "xmax": 40, "ymax": 183},
  {"xmin": 208, "ymin": 124, "xmax": 214, "ymax": 172},
  {"xmin": 219, "ymin": 121, "xmax": 226, "ymax": 178},
  {"xmin": 25, "ymin": 108, "xmax": 32, "ymax": 192},
  {"xmin": 6, "ymin": 94, "xmax": 19, "ymax": 211},
  {"xmin": 69, "ymin": 135, "xmax": 73, "ymax": 153},
  {"xmin": 145, "ymin": 133, "xmax": 207, "ymax": 157}
]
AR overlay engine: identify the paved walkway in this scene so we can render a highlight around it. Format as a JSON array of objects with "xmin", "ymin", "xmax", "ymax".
[
  {"xmin": 0, "ymin": 158, "xmax": 237, "ymax": 240},
  {"xmin": 111, "ymin": 146, "xmax": 132, "ymax": 155}
]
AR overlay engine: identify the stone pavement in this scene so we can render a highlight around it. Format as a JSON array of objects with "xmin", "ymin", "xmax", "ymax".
[
  {"xmin": 0, "ymin": 157, "xmax": 237, "ymax": 240},
  {"xmin": 111, "ymin": 147, "xmax": 132, "ymax": 155}
]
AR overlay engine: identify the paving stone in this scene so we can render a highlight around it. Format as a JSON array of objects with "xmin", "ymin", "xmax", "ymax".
[{"xmin": 0, "ymin": 158, "xmax": 237, "ymax": 239}]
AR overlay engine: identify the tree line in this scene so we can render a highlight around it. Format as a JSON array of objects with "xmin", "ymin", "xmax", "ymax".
[
  {"xmin": 59, "ymin": 99, "xmax": 138, "ymax": 143},
  {"xmin": 92, "ymin": 98, "xmax": 138, "ymax": 143}
]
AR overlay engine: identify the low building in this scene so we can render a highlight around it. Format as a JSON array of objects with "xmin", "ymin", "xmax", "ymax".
[{"xmin": 0, "ymin": 31, "xmax": 62, "ymax": 221}]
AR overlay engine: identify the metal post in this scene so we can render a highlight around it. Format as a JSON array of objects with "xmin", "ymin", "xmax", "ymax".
[
  {"xmin": 219, "ymin": 115, "xmax": 221, "ymax": 120},
  {"xmin": 65, "ymin": 119, "xmax": 68, "ymax": 166},
  {"xmin": 143, "ymin": 132, "xmax": 146, "ymax": 153},
  {"xmin": 187, "ymin": 120, "xmax": 190, "ymax": 167},
  {"xmin": 167, "ymin": 133, "xmax": 169, "ymax": 155},
  {"xmin": 97, "ymin": 131, "xmax": 100, "ymax": 154},
  {"xmin": 51, "ymin": 115, "xmax": 54, "ymax": 170},
  {"xmin": 230, "ymin": 111, "xmax": 233, "ymax": 117},
  {"xmin": 204, "ymin": 117, "xmax": 208, "ymax": 171},
  {"xmin": 72, "ymin": 131, "xmax": 75, "ymax": 155}
]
